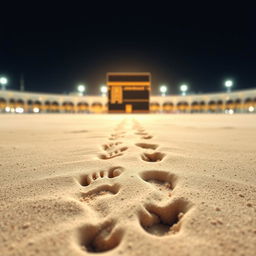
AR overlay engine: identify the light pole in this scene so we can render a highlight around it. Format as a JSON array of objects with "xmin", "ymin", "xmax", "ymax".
[
  {"xmin": 224, "ymin": 80, "xmax": 233, "ymax": 93},
  {"xmin": 100, "ymin": 85, "xmax": 108, "ymax": 97},
  {"xmin": 180, "ymin": 84, "xmax": 188, "ymax": 96},
  {"xmin": 0, "ymin": 76, "xmax": 8, "ymax": 90},
  {"xmin": 77, "ymin": 84, "xmax": 86, "ymax": 96},
  {"xmin": 160, "ymin": 85, "xmax": 167, "ymax": 96}
]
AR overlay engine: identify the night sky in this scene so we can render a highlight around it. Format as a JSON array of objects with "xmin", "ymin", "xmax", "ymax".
[{"xmin": 1, "ymin": 3, "xmax": 255, "ymax": 95}]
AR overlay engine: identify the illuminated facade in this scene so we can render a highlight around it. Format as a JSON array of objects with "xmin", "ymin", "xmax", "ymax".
[
  {"xmin": 107, "ymin": 72, "xmax": 151, "ymax": 113},
  {"xmin": 0, "ymin": 88, "xmax": 256, "ymax": 113}
]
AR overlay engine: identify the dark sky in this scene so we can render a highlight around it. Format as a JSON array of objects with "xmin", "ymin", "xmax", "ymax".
[{"xmin": 1, "ymin": 3, "xmax": 255, "ymax": 95}]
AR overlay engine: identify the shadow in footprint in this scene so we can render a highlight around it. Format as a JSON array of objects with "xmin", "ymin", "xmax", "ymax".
[
  {"xmin": 78, "ymin": 221, "xmax": 124, "ymax": 253},
  {"xmin": 139, "ymin": 199, "xmax": 191, "ymax": 236},
  {"xmin": 99, "ymin": 146, "xmax": 128, "ymax": 160},
  {"xmin": 136, "ymin": 143, "xmax": 158, "ymax": 150},
  {"xmin": 79, "ymin": 167, "xmax": 124, "ymax": 186},
  {"xmin": 141, "ymin": 152, "xmax": 165, "ymax": 162},
  {"xmin": 141, "ymin": 135, "xmax": 153, "ymax": 140},
  {"xmin": 135, "ymin": 132, "xmax": 148, "ymax": 136},
  {"xmin": 140, "ymin": 170, "xmax": 177, "ymax": 195}
]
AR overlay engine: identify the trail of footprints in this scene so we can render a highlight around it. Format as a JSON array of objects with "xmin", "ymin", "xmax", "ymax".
[{"xmin": 74, "ymin": 119, "xmax": 193, "ymax": 253}]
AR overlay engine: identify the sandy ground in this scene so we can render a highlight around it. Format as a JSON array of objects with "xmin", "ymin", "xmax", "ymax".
[{"xmin": 0, "ymin": 114, "xmax": 256, "ymax": 256}]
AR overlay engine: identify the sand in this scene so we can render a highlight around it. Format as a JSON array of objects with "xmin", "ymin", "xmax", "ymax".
[{"xmin": 0, "ymin": 114, "xmax": 255, "ymax": 256}]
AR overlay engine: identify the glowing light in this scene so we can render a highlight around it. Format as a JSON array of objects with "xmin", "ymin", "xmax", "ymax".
[
  {"xmin": 0, "ymin": 77, "xmax": 8, "ymax": 85},
  {"xmin": 77, "ymin": 84, "xmax": 86, "ymax": 94},
  {"xmin": 180, "ymin": 84, "xmax": 188, "ymax": 92},
  {"xmin": 100, "ymin": 86, "xmax": 108, "ymax": 96},
  {"xmin": 33, "ymin": 107, "xmax": 40, "ymax": 113},
  {"xmin": 180, "ymin": 84, "xmax": 188, "ymax": 96},
  {"xmin": 5, "ymin": 106, "xmax": 10, "ymax": 112},
  {"xmin": 160, "ymin": 85, "xmax": 167, "ymax": 96},
  {"xmin": 225, "ymin": 109, "xmax": 234, "ymax": 114},
  {"xmin": 229, "ymin": 109, "xmax": 234, "ymax": 114},
  {"xmin": 249, "ymin": 106, "xmax": 254, "ymax": 112},
  {"xmin": 15, "ymin": 107, "xmax": 24, "ymax": 113},
  {"xmin": 224, "ymin": 80, "xmax": 233, "ymax": 88}
]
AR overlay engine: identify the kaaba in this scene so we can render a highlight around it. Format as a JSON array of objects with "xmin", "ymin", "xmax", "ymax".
[{"xmin": 107, "ymin": 72, "xmax": 151, "ymax": 113}]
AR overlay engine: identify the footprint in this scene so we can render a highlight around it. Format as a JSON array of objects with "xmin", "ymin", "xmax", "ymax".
[
  {"xmin": 109, "ymin": 132, "xmax": 125, "ymax": 141},
  {"xmin": 141, "ymin": 152, "xmax": 166, "ymax": 162},
  {"xmin": 102, "ymin": 142, "xmax": 122, "ymax": 151},
  {"xmin": 135, "ymin": 131, "xmax": 148, "ymax": 136},
  {"xmin": 99, "ymin": 146, "xmax": 128, "ymax": 160},
  {"xmin": 140, "ymin": 170, "xmax": 177, "ymax": 195},
  {"xmin": 79, "ymin": 167, "xmax": 124, "ymax": 186},
  {"xmin": 78, "ymin": 221, "xmax": 124, "ymax": 253},
  {"xmin": 139, "ymin": 199, "xmax": 191, "ymax": 236},
  {"xmin": 141, "ymin": 135, "xmax": 153, "ymax": 140},
  {"xmin": 136, "ymin": 143, "xmax": 158, "ymax": 150},
  {"xmin": 80, "ymin": 184, "xmax": 120, "ymax": 202}
]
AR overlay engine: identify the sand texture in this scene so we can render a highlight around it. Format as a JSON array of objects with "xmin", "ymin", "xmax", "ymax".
[{"xmin": 0, "ymin": 114, "xmax": 256, "ymax": 256}]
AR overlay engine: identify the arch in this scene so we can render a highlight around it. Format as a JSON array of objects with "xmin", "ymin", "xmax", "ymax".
[
  {"xmin": 25, "ymin": 100, "xmax": 34, "ymax": 112},
  {"xmin": 225, "ymin": 99, "xmax": 234, "ymax": 110},
  {"xmin": 233, "ymin": 98, "xmax": 242, "ymax": 112},
  {"xmin": 191, "ymin": 101, "xmax": 199, "ymax": 113},
  {"xmin": 162, "ymin": 102, "xmax": 174, "ymax": 113},
  {"xmin": 33, "ymin": 100, "xmax": 42, "ymax": 106},
  {"xmin": 91, "ymin": 102, "xmax": 103, "ymax": 113},
  {"xmin": 32, "ymin": 100, "xmax": 42, "ymax": 112},
  {"xmin": 14, "ymin": 99, "xmax": 25, "ymax": 112},
  {"xmin": 62, "ymin": 101, "xmax": 75, "ymax": 113},
  {"xmin": 244, "ymin": 97, "xmax": 254, "ymax": 112},
  {"xmin": 216, "ymin": 100, "xmax": 224, "ymax": 112},
  {"xmin": 44, "ymin": 101, "xmax": 51, "ymax": 112},
  {"xmin": 27, "ymin": 100, "xmax": 33, "ymax": 105},
  {"xmin": 244, "ymin": 97, "xmax": 253, "ymax": 104},
  {"xmin": 77, "ymin": 102, "xmax": 89, "ymax": 113},
  {"xmin": 208, "ymin": 100, "xmax": 217, "ymax": 112},
  {"xmin": 0, "ymin": 97, "xmax": 7, "ymax": 111},
  {"xmin": 16, "ymin": 99, "xmax": 24, "ymax": 105},
  {"xmin": 51, "ymin": 101, "xmax": 60, "ymax": 112},
  {"xmin": 150, "ymin": 102, "xmax": 160, "ymax": 113},
  {"xmin": 199, "ymin": 101, "xmax": 206, "ymax": 112},
  {"xmin": 9, "ymin": 98, "xmax": 16, "ymax": 106},
  {"xmin": 176, "ymin": 101, "xmax": 189, "ymax": 113}
]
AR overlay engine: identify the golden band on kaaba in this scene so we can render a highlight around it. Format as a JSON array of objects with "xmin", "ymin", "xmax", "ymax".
[{"xmin": 107, "ymin": 72, "xmax": 151, "ymax": 113}]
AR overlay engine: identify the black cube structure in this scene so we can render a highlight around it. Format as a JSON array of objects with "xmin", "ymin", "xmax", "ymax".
[{"xmin": 107, "ymin": 72, "xmax": 151, "ymax": 113}]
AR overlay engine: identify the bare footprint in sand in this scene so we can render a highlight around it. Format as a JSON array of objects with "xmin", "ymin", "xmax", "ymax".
[
  {"xmin": 141, "ymin": 152, "xmax": 166, "ymax": 162},
  {"xmin": 139, "ymin": 199, "xmax": 191, "ymax": 236},
  {"xmin": 109, "ymin": 132, "xmax": 125, "ymax": 141},
  {"xmin": 80, "ymin": 184, "xmax": 120, "ymax": 202},
  {"xmin": 99, "ymin": 146, "xmax": 128, "ymax": 160},
  {"xmin": 102, "ymin": 142, "xmax": 122, "ymax": 151},
  {"xmin": 79, "ymin": 167, "xmax": 123, "ymax": 202},
  {"xmin": 136, "ymin": 143, "xmax": 158, "ymax": 150},
  {"xmin": 78, "ymin": 221, "xmax": 124, "ymax": 253},
  {"xmin": 79, "ymin": 167, "xmax": 124, "ymax": 186},
  {"xmin": 140, "ymin": 170, "xmax": 177, "ymax": 196}
]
